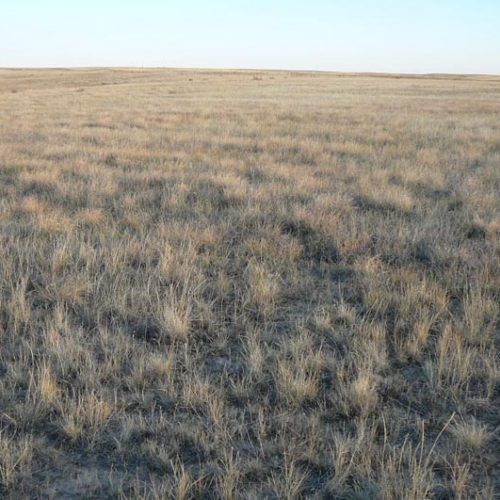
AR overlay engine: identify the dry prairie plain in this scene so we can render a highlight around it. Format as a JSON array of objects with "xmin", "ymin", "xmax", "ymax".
[{"xmin": 0, "ymin": 68, "xmax": 499, "ymax": 498}]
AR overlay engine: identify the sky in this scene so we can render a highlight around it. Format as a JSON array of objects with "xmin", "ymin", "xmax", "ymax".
[{"xmin": 1, "ymin": 0, "xmax": 499, "ymax": 74}]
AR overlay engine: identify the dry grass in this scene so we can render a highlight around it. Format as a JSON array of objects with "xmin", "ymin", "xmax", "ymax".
[{"xmin": 0, "ymin": 68, "xmax": 499, "ymax": 498}]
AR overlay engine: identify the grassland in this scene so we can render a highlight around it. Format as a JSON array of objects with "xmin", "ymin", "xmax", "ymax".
[{"xmin": 0, "ymin": 68, "xmax": 499, "ymax": 498}]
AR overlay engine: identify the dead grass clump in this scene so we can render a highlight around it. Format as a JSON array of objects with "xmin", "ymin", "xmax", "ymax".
[
  {"xmin": 450, "ymin": 418, "xmax": 491, "ymax": 453},
  {"xmin": 14, "ymin": 195, "xmax": 44, "ymax": 216},
  {"xmin": 77, "ymin": 208, "xmax": 107, "ymax": 227},
  {"xmin": 349, "ymin": 372, "xmax": 379, "ymax": 416},
  {"xmin": 0, "ymin": 433, "xmax": 33, "ymax": 495},
  {"xmin": 245, "ymin": 260, "xmax": 280, "ymax": 319}
]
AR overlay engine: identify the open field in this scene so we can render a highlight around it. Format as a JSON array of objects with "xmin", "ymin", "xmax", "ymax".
[{"xmin": 0, "ymin": 68, "xmax": 499, "ymax": 498}]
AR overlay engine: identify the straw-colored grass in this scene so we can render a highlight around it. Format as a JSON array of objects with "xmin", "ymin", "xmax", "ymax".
[{"xmin": 0, "ymin": 68, "xmax": 498, "ymax": 498}]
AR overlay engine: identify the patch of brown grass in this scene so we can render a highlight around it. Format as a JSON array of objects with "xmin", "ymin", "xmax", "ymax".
[{"xmin": 0, "ymin": 68, "xmax": 498, "ymax": 498}]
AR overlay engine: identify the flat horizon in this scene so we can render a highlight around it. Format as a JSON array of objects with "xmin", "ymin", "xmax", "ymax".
[{"xmin": 2, "ymin": 66, "xmax": 500, "ymax": 78}]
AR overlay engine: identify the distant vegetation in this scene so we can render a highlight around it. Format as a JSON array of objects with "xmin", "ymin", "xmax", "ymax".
[{"xmin": 0, "ymin": 68, "xmax": 498, "ymax": 498}]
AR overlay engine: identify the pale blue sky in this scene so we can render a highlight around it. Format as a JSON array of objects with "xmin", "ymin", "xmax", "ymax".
[{"xmin": 2, "ymin": 0, "xmax": 499, "ymax": 74}]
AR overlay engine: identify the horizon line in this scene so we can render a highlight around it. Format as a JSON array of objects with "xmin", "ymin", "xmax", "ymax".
[{"xmin": 1, "ymin": 66, "xmax": 500, "ymax": 79}]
